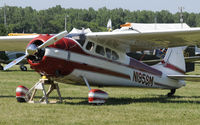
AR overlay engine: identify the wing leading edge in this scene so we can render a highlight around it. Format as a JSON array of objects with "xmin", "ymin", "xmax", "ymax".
[{"xmin": 86, "ymin": 28, "xmax": 200, "ymax": 52}]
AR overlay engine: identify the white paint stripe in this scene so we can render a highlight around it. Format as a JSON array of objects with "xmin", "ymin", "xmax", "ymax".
[
  {"xmin": 88, "ymin": 92, "xmax": 109, "ymax": 99},
  {"xmin": 45, "ymin": 48, "xmax": 69, "ymax": 61},
  {"xmin": 16, "ymin": 87, "xmax": 28, "ymax": 93}
]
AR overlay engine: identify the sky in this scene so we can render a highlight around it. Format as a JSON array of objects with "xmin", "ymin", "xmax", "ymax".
[{"xmin": 0, "ymin": 0, "xmax": 200, "ymax": 13}]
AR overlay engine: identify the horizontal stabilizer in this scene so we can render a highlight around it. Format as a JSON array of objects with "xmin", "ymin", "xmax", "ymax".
[
  {"xmin": 141, "ymin": 56, "xmax": 200, "ymax": 64},
  {"xmin": 168, "ymin": 75, "xmax": 200, "ymax": 81},
  {"xmin": 185, "ymin": 56, "xmax": 200, "ymax": 62}
]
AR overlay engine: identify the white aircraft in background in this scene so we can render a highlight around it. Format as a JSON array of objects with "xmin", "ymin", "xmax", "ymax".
[{"xmin": 1, "ymin": 23, "xmax": 200, "ymax": 104}]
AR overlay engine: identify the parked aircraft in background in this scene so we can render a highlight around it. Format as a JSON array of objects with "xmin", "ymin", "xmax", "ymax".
[
  {"xmin": 0, "ymin": 51, "xmax": 27, "ymax": 71},
  {"xmin": 1, "ymin": 23, "xmax": 200, "ymax": 104},
  {"xmin": 0, "ymin": 33, "xmax": 39, "ymax": 71},
  {"xmin": 127, "ymin": 46, "xmax": 200, "ymax": 73}
]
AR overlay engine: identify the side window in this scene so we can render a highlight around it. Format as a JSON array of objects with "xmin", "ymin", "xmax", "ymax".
[
  {"xmin": 112, "ymin": 51, "xmax": 119, "ymax": 60},
  {"xmin": 106, "ymin": 48, "xmax": 111, "ymax": 59},
  {"xmin": 86, "ymin": 41, "xmax": 94, "ymax": 51},
  {"xmin": 96, "ymin": 45, "xmax": 105, "ymax": 56}
]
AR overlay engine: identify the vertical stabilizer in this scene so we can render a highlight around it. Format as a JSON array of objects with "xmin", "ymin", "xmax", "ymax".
[{"xmin": 161, "ymin": 47, "xmax": 186, "ymax": 75}]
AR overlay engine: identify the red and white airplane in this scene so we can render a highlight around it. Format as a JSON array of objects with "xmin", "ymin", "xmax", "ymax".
[{"xmin": 2, "ymin": 23, "xmax": 200, "ymax": 104}]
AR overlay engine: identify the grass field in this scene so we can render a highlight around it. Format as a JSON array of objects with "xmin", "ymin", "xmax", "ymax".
[{"xmin": 0, "ymin": 65, "xmax": 200, "ymax": 125}]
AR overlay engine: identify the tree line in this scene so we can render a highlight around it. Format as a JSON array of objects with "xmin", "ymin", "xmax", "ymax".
[{"xmin": 0, "ymin": 5, "xmax": 199, "ymax": 35}]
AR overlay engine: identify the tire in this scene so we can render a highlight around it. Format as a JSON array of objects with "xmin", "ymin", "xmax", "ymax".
[
  {"xmin": 20, "ymin": 65, "xmax": 27, "ymax": 71},
  {"xmin": 0, "ymin": 65, "xmax": 3, "ymax": 70}
]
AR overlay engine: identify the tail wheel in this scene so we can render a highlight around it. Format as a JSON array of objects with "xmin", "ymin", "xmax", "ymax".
[{"xmin": 167, "ymin": 89, "xmax": 176, "ymax": 97}]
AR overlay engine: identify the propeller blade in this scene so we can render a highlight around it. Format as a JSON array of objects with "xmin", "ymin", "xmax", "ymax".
[
  {"xmin": 4, "ymin": 55, "xmax": 27, "ymax": 70},
  {"xmin": 38, "ymin": 31, "xmax": 68, "ymax": 49}
]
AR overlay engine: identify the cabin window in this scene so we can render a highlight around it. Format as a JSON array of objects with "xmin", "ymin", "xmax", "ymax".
[
  {"xmin": 106, "ymin": 48, "xmax": 111, "ymax": 59},
  {"xmin": 86, "ymin": 41, "xmax": 95, "ymax": 51},
  {"xmin": 96, "ymin": 45, "xmax": 105, "ymax": 56},
  {"xmin": 112, "ymin": 51, "xmax": 119, "ymax": 60}
]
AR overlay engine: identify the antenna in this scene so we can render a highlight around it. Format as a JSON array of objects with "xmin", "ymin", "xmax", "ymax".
[
  {"xmin": 178, "ymin": 6, "xmax": 184, "ymax": 29},
  {"xmin": 65, "ymin": 15, "xmax": 69, "ymax": 31},
  {"xmin": 4, "ymin": 3, "xmax": 7, "ymax": 28}
]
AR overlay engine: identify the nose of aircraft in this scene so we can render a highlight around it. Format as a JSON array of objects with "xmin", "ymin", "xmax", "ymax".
[
  {"xmin": 3, "ymin": 31, "xmax": 68, "ymax": 71},
  {"xmin": 27, "ymin": 34, "xmax": 74, "ymax": 77}
]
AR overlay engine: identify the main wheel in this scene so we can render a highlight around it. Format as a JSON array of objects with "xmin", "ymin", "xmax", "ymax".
[
  {"xmin": 20, "ymin": 65, "xmax": 27, "ymax": 71},
  {"xmin": 0, "ymin": 65, "xmax": 3, "ymax": 70}
]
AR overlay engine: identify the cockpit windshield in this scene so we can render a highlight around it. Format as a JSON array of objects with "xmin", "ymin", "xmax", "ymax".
[{"xmin": 66, "ymin": 33, "xmax": 86, "ymax": 46}]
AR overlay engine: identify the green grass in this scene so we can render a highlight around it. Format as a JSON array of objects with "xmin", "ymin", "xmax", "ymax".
[{"xmin": 1, "ymin": 65, "xmax": 200, "ymax": 125}]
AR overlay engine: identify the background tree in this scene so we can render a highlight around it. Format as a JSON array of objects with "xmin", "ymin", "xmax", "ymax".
[{"xmin": 0, "ymin": 6, "xmax": 199, "ymax": 35}]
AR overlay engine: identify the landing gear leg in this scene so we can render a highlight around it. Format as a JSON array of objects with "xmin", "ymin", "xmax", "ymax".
[
  {"xmin": 81, "ymin": 76, "xmax": 108, "ymax": 104},
  {"xmin": 82, "ymin": 76, "xmax": 91, "ymax": 90},
  {"xmin": 167, "ymin": 89, "xmax": 176, "ymax": 97}
]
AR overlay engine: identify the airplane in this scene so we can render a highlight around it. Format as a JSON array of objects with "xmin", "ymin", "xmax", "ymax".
[
  {"xmin": 2, "ymin": 23, "xmax": 200, "ymax": 104},
  {"xmin": 0, "ymin": 51, "xmax": 28, "ymax": 71}
]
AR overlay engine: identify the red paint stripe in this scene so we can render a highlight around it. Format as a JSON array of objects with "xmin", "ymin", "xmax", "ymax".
[
  {"xmin": 88, "ymin": 97, "xmax": 106, "ymax": 102},
  {"xmin": 16, "ymin": 92, "xmax": 26, "ymax": 97},
  {"xmin": 71, "ymin": 61, "xmax": 131, "ymax": 79},
  {"xmin": 89, "ymin": 89, "xmax": 107, "ymax": 94},
  {"xmin": 17, "ymin": 85, "xmax": 28, "ymax": 90},
  {"xmin": 129, "ymin": 58, "xmax": 162, "ymax": 76},
  {"xmin": 162, "ymin": 61, "xmax": 185, "ymax": 74},
  {"xmin": 86, "ymin": 53, "xmax": 162, "ymax": 76}
]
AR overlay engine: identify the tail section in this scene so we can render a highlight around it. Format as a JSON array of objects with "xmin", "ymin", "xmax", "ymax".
[{"xmin": 155, "ymin": 47, "xmax": 186, "ymax": 75}]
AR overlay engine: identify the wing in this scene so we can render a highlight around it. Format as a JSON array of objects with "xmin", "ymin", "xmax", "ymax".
[
  {"xmin": 86, "ymin": 28, "xmax": 200, "ymax": 52},
  {"xmin": 0, "ymin": 35, "xmax": 39, "ymax": 51},
  {"xmin": 168, "ymin": 75, "xmax": 200, "ymax": 81}
]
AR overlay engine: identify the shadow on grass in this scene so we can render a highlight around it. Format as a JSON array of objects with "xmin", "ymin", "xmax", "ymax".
[
  {"xmin": 0, "ymin": 95, "xmax": 15, "ymax": 98},
  {"xmin": 1, "ymin": 70, "xmax": 35, "ymax": 72},
  {"xmin": 60, "ymin": 95, "xmax": 200, "ymax": 106},
  {"xmin": 2, "ymin": 95, "xmax": 200, "ymax": 105}
]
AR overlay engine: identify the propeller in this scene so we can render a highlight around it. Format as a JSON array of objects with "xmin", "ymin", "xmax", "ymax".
[{"xmin": 4, "ymin": 31, "xmax": 68, "ymax": 70}]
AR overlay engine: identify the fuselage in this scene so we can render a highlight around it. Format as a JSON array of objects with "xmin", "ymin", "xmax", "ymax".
[{"xmin": 27, "ymin": 34, "xmax": 185, "ymax": 90}]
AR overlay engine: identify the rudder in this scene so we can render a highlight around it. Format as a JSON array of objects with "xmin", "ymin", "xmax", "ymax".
[{"xmin": 160, "ymin": 47, "xmax": 186, "ymax": 75}]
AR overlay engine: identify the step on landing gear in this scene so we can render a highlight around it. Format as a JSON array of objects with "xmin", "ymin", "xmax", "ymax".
[
  {"xmin": 167, "ymin": 89, "xmax": 176, "ymax": 97},
  {"xmin": 82, "ymin": 76, "xmax": 108, "ymax": 104},
  {"xmin": 16, "ymin": 76, "xmax": 63, "ymax": 104}
]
